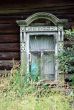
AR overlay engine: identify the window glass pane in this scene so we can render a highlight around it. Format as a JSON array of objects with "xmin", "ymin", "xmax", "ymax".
[{"xmin": 30, "ymin": 35, "xmax": 55, "ymax": 51}]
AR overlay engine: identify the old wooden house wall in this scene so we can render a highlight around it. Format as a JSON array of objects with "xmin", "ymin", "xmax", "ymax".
[
  {"xmin": 0, "ymin": 17, "xmax": 20, "ymax": 71},
  {"xmin": 0, "ymin": 1, "xmax": 74, "ymax": 73}
]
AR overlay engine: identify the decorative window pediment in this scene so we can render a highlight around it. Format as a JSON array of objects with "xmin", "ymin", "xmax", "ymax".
[{"xmin": 17, "ymin": 12, "xmax": 67, "ymax": 26}]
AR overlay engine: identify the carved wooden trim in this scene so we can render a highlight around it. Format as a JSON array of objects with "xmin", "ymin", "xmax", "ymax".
[
  {"xmin": 16, "ymin": 12, "xmax": 67, "ymax": 26},
  {"xmin": 16, "ymin": 12, "xmax": 65, "ymax": 80}
]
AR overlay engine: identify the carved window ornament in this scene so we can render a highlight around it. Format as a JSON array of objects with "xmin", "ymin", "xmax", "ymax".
[
  {"xmin": 16, "ymin": 12, "xmax": 67, "ymax": 80},
  {"xmin": 17, "ymin": 12, "xmax": 67, "ymax": 26}
]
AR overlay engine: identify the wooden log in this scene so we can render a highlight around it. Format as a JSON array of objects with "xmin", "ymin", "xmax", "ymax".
[
  {"xmin": 0, "ymin": 43, "xmax": 20, "ymax": 52},
  {"xmin": 0, "ymin": 19, "xmax": 16, "ymax": 24},
  {"xmin": 0, "ymin": 23, "xmax": 18, "ymax": 28},
  {"xmin": 0, "ymin": 34, "xmax": 20, "ymax": 43},
  {"xmin": 0, "ymin": 52, "xmax": 20, "ymax": 60},
  {"xmin": 0, "ymin": 60, "xmax": 20, "ymax": 70},
  {"xmin": 0, "ymin": 27, "xmax": 19, "ymax": 33}
]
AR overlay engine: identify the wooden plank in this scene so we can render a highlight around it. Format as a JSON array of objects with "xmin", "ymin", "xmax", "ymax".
[
  {"xmin": 0, "ymin": 24, "xmax": 18, "ymax": 29},
  {"xmin": 0, "ymin": 52, "xmax": 20, "ymax": 60},
  {"xmin": 0, "ymin": 27, "xmax": 19, "ymax": 33},
  {"xmin": 0, "ymin": 43, "xmax": 20, "ymax": 52},
  {"xmin": 0, "ymin": 20, "xmax": 16, "ymax": 24},
  {"xmin": 0, "ymin": 23, "xmax": 18, "ymax": 28},
  {"xmin": 0, "ymin": 34, "xmax": 20, "ymax": 43},
  {"xmin": 0, "ymin": 60, "xmax": 20, "ymax": 70},
  {"xmin": 0, "ymin": 24, "xmax": 20, "ymax": 33}
]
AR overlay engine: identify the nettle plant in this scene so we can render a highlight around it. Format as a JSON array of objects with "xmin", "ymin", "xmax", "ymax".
[
  {"xmin": 58, "ymin": 29, "xmax": 74, "ymax": 78},
  {"xmin": 65, "ymin": 29, "xmax": 74, "ymax": 37},
  {"xmin": 59, "ymin": 46, "xmax": 74, "ymax": 73}
]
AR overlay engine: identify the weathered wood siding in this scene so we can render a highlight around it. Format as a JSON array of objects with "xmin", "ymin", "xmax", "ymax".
[{"xmin": 0, "ymin": 18, "xmax": 20, "ymax": 70}]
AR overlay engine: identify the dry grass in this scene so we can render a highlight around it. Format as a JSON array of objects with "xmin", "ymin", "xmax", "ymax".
[{"xmin": 0, "ymin": 66, "xmax": 73, "ymax": 110}]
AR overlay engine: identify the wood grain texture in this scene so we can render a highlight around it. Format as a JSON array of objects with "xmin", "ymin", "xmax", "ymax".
[
  {"xmin": 0, "ymin": 18, "xmax": 20, "ymax": 71},
  {"xmin": 0, "ymin": 43, "xmax": 20, "ymax": 52},
  {"xmin": 0, "ymin": 1, "xmax": 74, "ymax": 14},
  {"xmin": 0, "ymin": 34, "xmax": 20, "ymax": 43},
  {"xmin": 0, "ymin": 60, "xmax": 20, "ymax": 70},
  {"xmin": 0, "ymin": 28, "xmax": 19, "ymax": 34},
  {"xmin": 0, "ymin": 19, "xmax": 16, "ymax": 24},
  {"xmin": 0, "ymin": 52, "xmax": 20, "ymax": 60}
]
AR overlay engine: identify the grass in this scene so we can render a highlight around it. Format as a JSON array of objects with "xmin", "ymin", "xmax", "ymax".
[
  {"xmin": 0, "ymin": 67, "xmax": 74, "ymax": 110},
  {"xmin": 0, "ymin": 93, "xmax": 72, "ymax": 110}
]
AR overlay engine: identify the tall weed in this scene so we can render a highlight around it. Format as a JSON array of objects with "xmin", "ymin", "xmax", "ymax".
[{"xmin": 0, "ymin": 64, "xmax": 73, "ymax": 110}]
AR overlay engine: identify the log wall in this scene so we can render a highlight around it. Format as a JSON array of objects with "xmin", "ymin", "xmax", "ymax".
[{"xmin": 0, "ymin": 18, "xmax": 20, "ymax": 70}]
